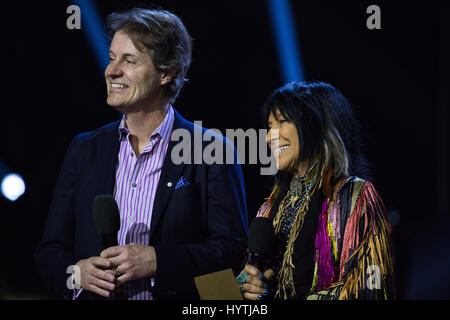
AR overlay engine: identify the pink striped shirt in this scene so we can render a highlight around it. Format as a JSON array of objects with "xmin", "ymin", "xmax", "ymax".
[{"xmin": 113, "ymin": 105, "xmax": 174, "ymax": 300}]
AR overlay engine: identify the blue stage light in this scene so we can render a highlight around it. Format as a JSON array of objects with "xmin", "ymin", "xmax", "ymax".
[
  {"xmin": 266, "ymin": 0, "xmax": 304, "ymax": 82},
  {"xmin": 73, "ymin": 0, "xmax": 110, "ymax": 71}
]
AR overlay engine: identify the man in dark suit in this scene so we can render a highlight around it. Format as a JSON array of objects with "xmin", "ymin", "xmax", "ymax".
[{"xmin": 35, "ymin": 8, "xmax": 248, "ymax": 300}]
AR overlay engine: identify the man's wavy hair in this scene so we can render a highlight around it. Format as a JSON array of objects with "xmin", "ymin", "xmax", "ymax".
[
  {"xmin": 263, "ymin": 80, "xmax": 371, "ymax": 191},
  {"xmin": 106, "ymin": 8, "xmax": 192, "ymax": 103}
]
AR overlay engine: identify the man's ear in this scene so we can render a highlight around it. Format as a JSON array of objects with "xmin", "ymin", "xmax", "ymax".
[{"xmin": 160, "ymin": 70, "xmax": 175, "ymax": 86}]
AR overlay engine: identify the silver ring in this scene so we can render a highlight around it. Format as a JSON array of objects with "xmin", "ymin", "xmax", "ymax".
[{"xmin": 114, "ymin": 266, "xmax": 121, "ymax": 277}]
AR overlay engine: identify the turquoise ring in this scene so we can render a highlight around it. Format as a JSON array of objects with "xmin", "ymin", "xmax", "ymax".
[{"xmin": 236, "ymin": 273, "xmax": 247, "ymax": 284}]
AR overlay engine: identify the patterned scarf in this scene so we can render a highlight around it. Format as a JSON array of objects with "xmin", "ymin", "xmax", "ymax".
[{"xmin": 272, "ymin": 161, "xmax": 323, "ymax": 299}]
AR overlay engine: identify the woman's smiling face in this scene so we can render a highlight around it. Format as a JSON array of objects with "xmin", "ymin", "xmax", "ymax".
[{"xmin": 267, "ymin": 108, "xmax": 301, "ymax": 175}]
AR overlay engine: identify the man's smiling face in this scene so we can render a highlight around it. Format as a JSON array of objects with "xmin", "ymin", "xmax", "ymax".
[{"xmin": 105, "ymin": 30, "xmax": 163, "ymax": 111}]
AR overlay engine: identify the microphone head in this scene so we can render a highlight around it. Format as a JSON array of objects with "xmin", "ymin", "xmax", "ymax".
[
  {"xmin": 93, "ymin": 194, "xmax": 120, "ymax": 235},
  {"xmin": 248, "ymin": 217, "xmax": 275, "ymax": 256}
]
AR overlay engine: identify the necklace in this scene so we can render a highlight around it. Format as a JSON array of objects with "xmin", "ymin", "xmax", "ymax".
[{"xmin": 273, "ymin": 161, "xmax": 322, "ymax": 299}]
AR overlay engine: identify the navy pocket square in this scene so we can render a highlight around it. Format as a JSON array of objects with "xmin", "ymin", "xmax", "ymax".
[{"xmin": 174, "ymin": 176, "xmax": 190, "ymax": 190}]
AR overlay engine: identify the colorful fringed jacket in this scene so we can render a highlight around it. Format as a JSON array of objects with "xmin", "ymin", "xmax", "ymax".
[{"xmin": 257, "ymin": 174, "xmax": 394, "ymax": 300}]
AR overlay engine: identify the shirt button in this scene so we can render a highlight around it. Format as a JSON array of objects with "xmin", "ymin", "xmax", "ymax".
[
  {"xmin": 131, "ymin": 183, "xmax": 137, "ymax": 188},
  {"xmin": 130, "ymin": 152, "xmax": 134, "ymax": 157},
  {"xmin": 167, "ymin": 182, "xmax": 172, "ymax": 187}
]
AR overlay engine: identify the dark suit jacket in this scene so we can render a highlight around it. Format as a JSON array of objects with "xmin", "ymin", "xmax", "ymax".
[{"xmin": 35, "ymin": 109, "xmax": 248, "ymax": 300}]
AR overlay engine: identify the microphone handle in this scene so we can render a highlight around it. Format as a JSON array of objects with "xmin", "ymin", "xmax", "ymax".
[
  {"xmin": 248, "ymin": 252, "xmax": 267, "ymax": 272},
  {"xmin": 102, "ymin": 233, "xmax": 118, "ymax": 249},
  {"xmin": 102, "ymin": 233, "xmax": 119, "ymax": 300},
  {"xmin": 248, "ymin": 252, "xmax": 273, "ymax": 300}
]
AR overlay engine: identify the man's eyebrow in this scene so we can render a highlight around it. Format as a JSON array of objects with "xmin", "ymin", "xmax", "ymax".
[
  {"xmin": 122, "ymin": 53, "xmax": 138, "ymax": 59},
  {"xmin": 108, "ymin": 51, "xmax": 138, "ymax": 59}
]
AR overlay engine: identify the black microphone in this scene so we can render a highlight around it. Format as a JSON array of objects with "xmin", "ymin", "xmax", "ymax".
[
  {"xmin": 93, "ymin": 195, "xmax": 120, "ymax": 249},
  {"xmin": 247, "ymin": 217, "xmax": 275, "ymax": 272}
]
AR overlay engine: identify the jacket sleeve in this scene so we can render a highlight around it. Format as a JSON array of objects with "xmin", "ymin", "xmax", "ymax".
[
  {"xmin": 152, "ymin": 141, "xmax": 249, "ymax": 299},
  {"xmin": 307, "ymin": 179, "xmax": 395, "ymax": 300},
  {"xmin": 34, "ymin": 136, "xmax": 83, "ymax": 299}
]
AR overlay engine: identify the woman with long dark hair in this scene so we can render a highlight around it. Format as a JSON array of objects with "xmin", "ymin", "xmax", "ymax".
[{"xmin": 237, "ymin": 81, "xmax": 394, "ymax": 300}]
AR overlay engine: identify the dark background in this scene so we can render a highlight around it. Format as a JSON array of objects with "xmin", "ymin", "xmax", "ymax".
[{"xmin": 1, "ymin": 0, "xmax": 448, "ymax": 299}]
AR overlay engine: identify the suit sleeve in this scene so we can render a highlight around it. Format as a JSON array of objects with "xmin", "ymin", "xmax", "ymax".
[
  {"xmin": 152, "ymin": 141, "xmax": 248, "ymax": 299},
  {"xmin": 34, "ymin": 136, "xmax": 82, "ymax": 299}
]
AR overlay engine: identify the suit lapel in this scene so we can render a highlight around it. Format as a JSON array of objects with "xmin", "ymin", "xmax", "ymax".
[
  {"xmin": 98, "ymin": 112, "xmax": 192, "ymax": 237},
  {"xmin": 150, "ymin": 110, "xmax": 191, "ymax": 236},
  {"xmin": 97, "ymin": 121, "xmax": 121, "ymax": 196}
]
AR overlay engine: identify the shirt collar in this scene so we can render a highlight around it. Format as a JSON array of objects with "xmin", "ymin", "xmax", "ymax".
[{"xmin": 118, "ymin": 105, "xmax": 174, "ymax": 143}]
